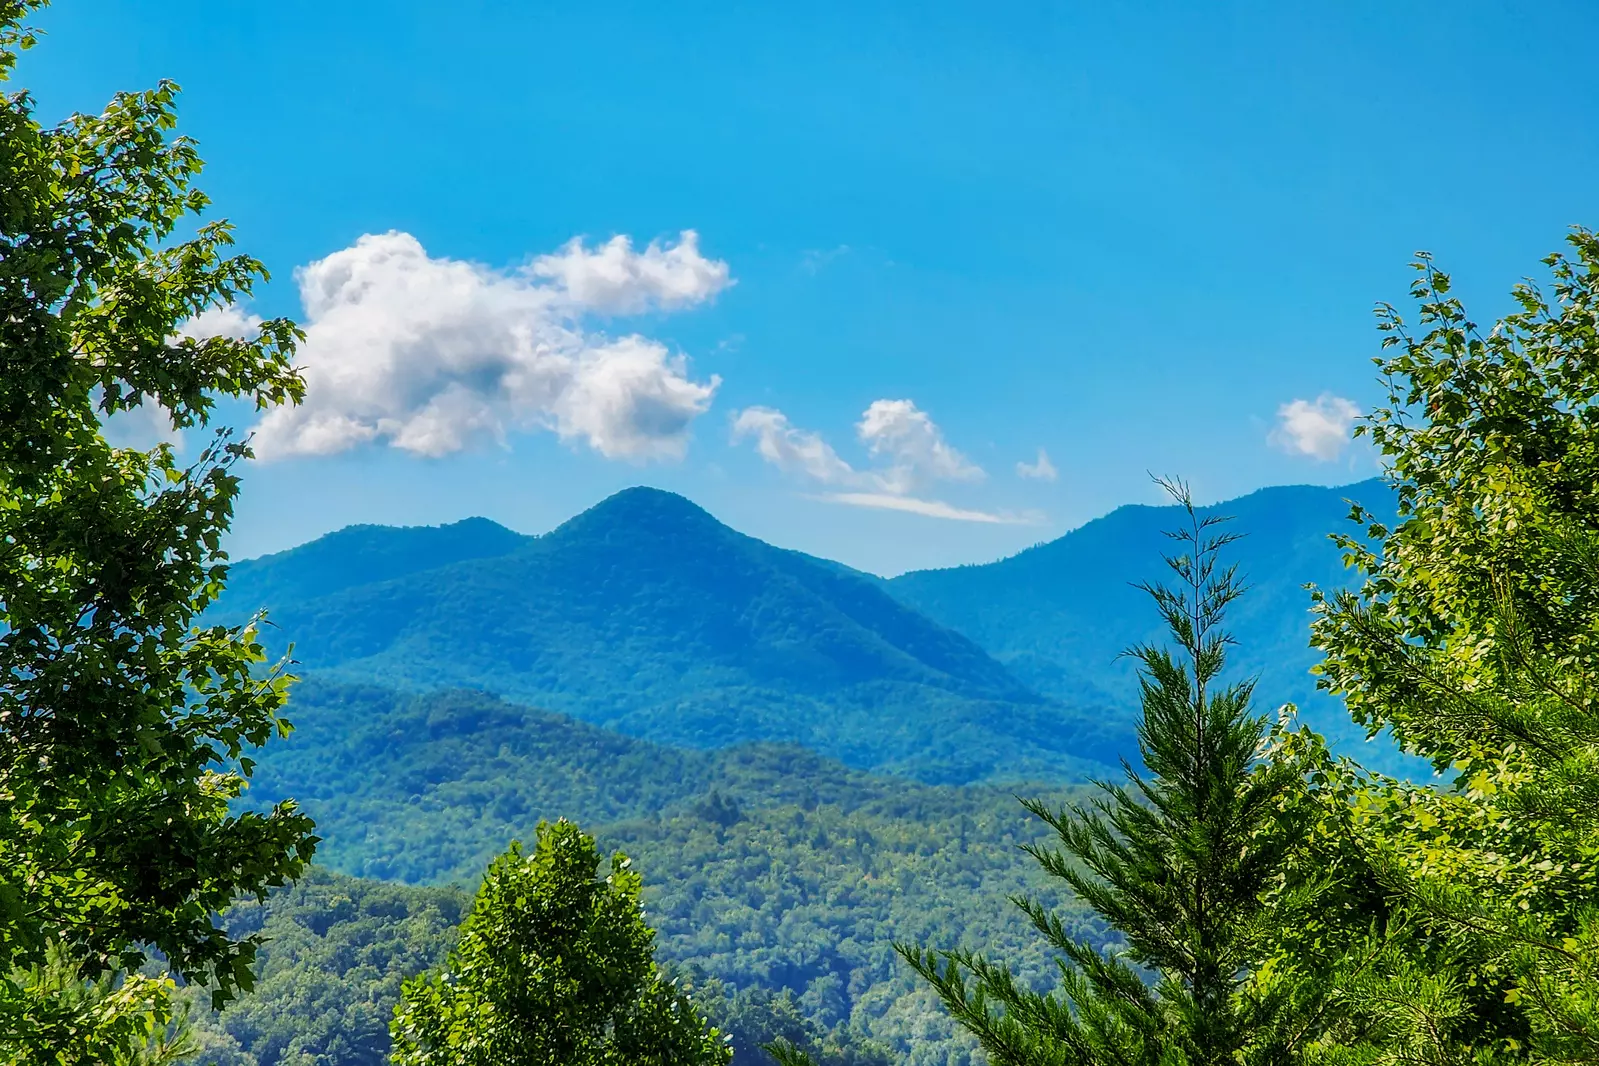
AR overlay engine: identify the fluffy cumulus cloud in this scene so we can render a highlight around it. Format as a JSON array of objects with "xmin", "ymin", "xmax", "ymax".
[
  {"xmin": 529, "ymin": 231, "xmax": 731, "ymax": 315},
  {"xmin": 1271, "ymin": 393, "xmax": 1360, "ymax": 461},
  {"xmin": 1015, "ymin": 447, "xmax": 1058, "ymax": 482},
  {"xmin": 857, "ymin": 399, "xmax": 984, "ymax": 493},
  {"xmin": 247, "ymin": 230, "xmax": 729, "ymax": 462},
  {"xmin": 732, "ymin": 400, "xmax": 1029, "ymax": 524}
]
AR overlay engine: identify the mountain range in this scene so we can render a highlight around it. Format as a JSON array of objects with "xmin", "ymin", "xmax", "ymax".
[
  {"xmin": 216, "ymin": 487, "xmax": 1118, "ymax": 783},
  {"xmin": 891, "ymin": 478, "xmax": 1398, "ymax": 760},
  {"xmin": 216, "ymin": 477, "xmax": 1399, "ymax": 781},
  {"xmin": 205, "ymin": 480, "xmax": 1405, "ymax": 1065}
]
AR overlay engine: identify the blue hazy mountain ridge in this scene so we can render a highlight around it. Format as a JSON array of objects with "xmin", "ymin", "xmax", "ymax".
[
  {"xmin": 217, "ymin": 487, "xmax": 1121, "ymax": 785},
  {"xmin": 887, "ymin": 478, "xmax": 1401, "ymax": 770},
  {"xmin": 224, "ymin": 515, "xmax": 531, "ymax": 609}
]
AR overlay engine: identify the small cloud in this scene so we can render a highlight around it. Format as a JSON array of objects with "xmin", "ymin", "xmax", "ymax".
[
  {"xmin": 732, "ymin": 400, "xmax": 1013, "ymax": 523},
  {"xmin": 252, "ymin": 230, "xmax": 727, "ymax": 463},
  {"xmin": 799, "ymin": 245, "xmax": 851, "ymax": 275},
  {"xmin": 1015, "ymin": 447, "xmax": 1058, "ymax": 482},
  {"xmin": 856, "ymin": 399, "xmax": 983, "ymax": 492},
  {"xmin": 731, "ymin": 406, "xmax": 859, "ymax": 486},
  {"xmin": 1271, "ymin": 393, "xmax": 1360, "ymax": 461},
  {"xmin": 102, "ymin": 402, "xmax": 184, "ymax": 452},
  {"xmin": 529, "ymin": 229, "xmax": 732, "ymax": 315}
]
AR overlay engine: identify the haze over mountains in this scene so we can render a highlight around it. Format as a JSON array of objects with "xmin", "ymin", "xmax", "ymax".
[{"xmin": 217, "ymin": 477, "xmax": 1399, "ymax": 782}]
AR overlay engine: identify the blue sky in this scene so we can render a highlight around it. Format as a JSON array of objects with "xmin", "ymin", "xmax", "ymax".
[{"xmin": 24, "ymin": 0, "xmax": 1599, "ymax": 574}]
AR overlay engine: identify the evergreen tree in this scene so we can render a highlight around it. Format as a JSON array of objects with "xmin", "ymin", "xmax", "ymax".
[
  {"xmin": 898, "ymin": 480, "xmax": 1308, "ymax": 1066},
  {"xmin": 390, "ymin": 819, "xmax": 729, "ymax": 1066},
  {"xmin": 0, "ymin": 0, "xmax": 316, "ymax": 1055}
]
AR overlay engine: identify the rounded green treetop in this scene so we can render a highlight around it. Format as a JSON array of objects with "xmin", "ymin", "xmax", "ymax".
[{"xmin": 391, "ymin": 819, "xmax": 730, "ymax": 1066}]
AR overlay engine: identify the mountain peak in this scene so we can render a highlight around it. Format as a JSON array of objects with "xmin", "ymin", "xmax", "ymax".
[{"xmin": 553, "ymin": 486, "xmax": 727, "ymax": 542}]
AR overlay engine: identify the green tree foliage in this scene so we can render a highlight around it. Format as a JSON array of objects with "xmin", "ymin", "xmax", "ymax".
[
  {"xmin": 175, "ymin": 869, "xmax": 901, "ymax": 1066},
  {"xmin": 4, "ymin": 949, "xmax": 195, "ymax": 1066},
  {"xmin": 178, "ymin": 869, "xmax": 470, "ymax": 1066},
  {"xmin": 902, "ymin": 482, "xmax": 1310, "ymax": 1066},
  {"xmin": 666, "ymin": 968, "xmax": 894, "ymax": 1066},
  {"xmin": 390, "ymin": 820, "xmax": 729, "ymax": 1066},
  {"xmin": 1299, "ymin": 230, "xmax": 1599, "ymax": 1062},
  {"xmin": 0, "ymin": 0, "xmax": 316, "ymax": 1052},
  {"xmin": 227, "ymin": 681, "xmax": 1098, "ymax": 1064}
]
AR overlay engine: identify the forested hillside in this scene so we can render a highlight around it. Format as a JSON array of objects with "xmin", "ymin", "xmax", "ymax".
[{"xmin": 215, "ymin": 683, "xmax": 1100, "ymax": 1064}]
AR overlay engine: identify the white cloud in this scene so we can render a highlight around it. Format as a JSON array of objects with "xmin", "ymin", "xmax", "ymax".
[
  {"xmin": 856, "ymin": 399, "xmax": 983, "ymax": 494},
  {"xmin": 730, "ymin": 406, "xmax": 860, "ymax": 486},
  {"xmin": 733, "ymin": 400, "xmax": 1027, "ymax": 524},
  {"xmin": 799, "ymin": 245, "xmax": 851, "ymax": 275},
  {"xmin": 1271, "ymin": 393, "xmax": 1361, "ymax": 461},
  {"xmin": 1015, "ymin": 447, "xmax": 1058, "ymax": 482},
  {"xmin": 252, "ymin": 230, "xmax": 726, "ymax": 462},
  {"xmin": 101, "ymin": 402, "xmax": 183, "ymax": 452},
  {"xmin": 529, "ymin": 230, "xmax": 731, "ymax": 315}
]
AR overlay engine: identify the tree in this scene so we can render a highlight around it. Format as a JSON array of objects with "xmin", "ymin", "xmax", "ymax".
[
  {"xmin": 899, "ymin": 481, "xmax": 1311, "ymax": 1066},
  {"xmin": 3, "ymin": 950, "xmax": 197, "ymax": 1066},
  {"xmin": 1302, "ymin": 229, "xmax": 1599, "ymax": 1062},
  {"xmin": 0, "ymin": 0, "xmax": 317, "ymax": 1052},
  {"xmin": 390, "ymin": 819, "xmax": 730, "ymax": 1066}
]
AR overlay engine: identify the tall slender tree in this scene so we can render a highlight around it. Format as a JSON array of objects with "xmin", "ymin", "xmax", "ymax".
[
  {"xmin": 898, "ymin": 480, "xmax": 1308, "ymax": 1066},
  {"xmin": 0, "ymin": 0, "xmax": 317, "ymax": 1054}
]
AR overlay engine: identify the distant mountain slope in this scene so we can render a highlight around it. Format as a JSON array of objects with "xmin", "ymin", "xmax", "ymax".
[
  {"xmin": 887, "ymin": 479, "xmax": 1404, "ymax": 768},
  {"xmin": 215, "ymin": 489, "xmax": 1117, "ymax": 785},
  {"xmin": 225, "ymin": 515, "xmax": 530, "ymax": 609}
]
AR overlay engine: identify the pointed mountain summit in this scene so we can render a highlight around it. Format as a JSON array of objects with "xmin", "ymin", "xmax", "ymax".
[{"xmin": 215, "ymin": 488, "xmax": 1115, "ymax": 784}]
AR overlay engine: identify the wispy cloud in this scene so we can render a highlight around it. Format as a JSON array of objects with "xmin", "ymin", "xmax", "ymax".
[
  {"xmin": 817, "ymin": 492, "xmax": 1023, "ymax": 524},
  {"xmin": 730, "ymin": 407, "xmax": 858, "ymax": 485},
  {"xmin": 799, "ymin": 245, "xmax": 851, "ymax": 275},
  {"xmin": 733, "ymin": 400, "xmax": 1030, "ymax": 524},
  {"xmin": 181, "ymin": 231, "xmax": 731, "ymax": 462},
  {"xmin": 1271, "ymin": 393, "xmax": 1360, "ymax": 461},
  {"xmin": 1015, "ymin": 447, "xmax": 1058, "ymax": 482}
]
